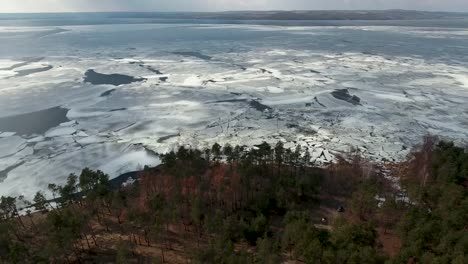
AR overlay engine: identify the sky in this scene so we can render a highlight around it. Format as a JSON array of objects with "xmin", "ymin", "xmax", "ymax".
[{"xmin": 1, "ymin": 0, "xmax": 468, "ymax": 13}]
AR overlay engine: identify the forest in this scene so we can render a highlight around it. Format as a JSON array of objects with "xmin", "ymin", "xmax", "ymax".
[{"xmin": 0, "ymin": 137, "xmax": 467, "ymax": 263}]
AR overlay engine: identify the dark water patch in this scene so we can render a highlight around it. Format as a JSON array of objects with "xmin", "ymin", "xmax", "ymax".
[
  {"xmin": 331, "ymin": 89, "xmax": 361, "ymax": 106},
  {"xmin": 260, "ymin": 68, "xmax": 272, "ymax": 74},
  {"xmin": 159, "ymin": 77, "xmax": 168, "ymax": 82},
  {"xmin": 314, "ymin": 96, "xmax": 326, "ymax": 107},
  {"xmin": 0, "ymin": 57, "xmax": 43, "ymax": 71},
  {"xmin": 227, "ymin": 62, "xmax": 247, "ymax": 70},
  {"xmin": 109, "ymin": 170, "xmax": 139, "ymax": 189},
  {"xmin": 131, "ymin": 62, "xmax": 164, "ymax": 75},
  {"xmin": 113, "ymin": 122, "xmax": 137, "ymax": 133},
  {"xmin": 250, "ymin": 100, "xmax": 272, "ymax": 112},
  {"xmin": 207, "ymin": 98, "xmax": 248, "ymax": 104},
  {"xmin": 207, "ymin": 98, "xmax": 271, "ymax": 112},
  {"xmin": 362, "ymin": 51, "xmax": 379, "ymax": 56},
  {"xmin": 84, "ymin": 69, "xmax": 146, "ymax": 86},
  {"xmin": 206, "ymin": 122, "xmax": 218, "ymax": 129},
  {"xmin": 0, "ymin": 62, "xmax": 29, "ymax": 71},
  {"xmin": 43, "ymin": 153, "xmax": 160, "ymax": 200},
  {"xmin": 157, "ymin": 134, "xmax": 180, "ymax": 143},
  {"xmin": 202, "ymin": 80, "xmax": 216, "ymax": 85},
  {"xmin": 100, "ymin": 89, "xmax": 116, "ymax": 97},
  {"xmin": 35, "ymin": 28, "xmax": 68, "ymax": 38},
  {"xmin": 110, "ymin": 108, "xmax": 127, "ymax": 112},
  {"xmin": 109, "ymin": 163, "xmax": 161, "ymax": 189},
  {"xmin": 173, "ymin": 51, "xmax": 212, "ymax": 61},
  {"xmin": 0, "ymin": 107, "xmax": 69, "ymax": 136},
  {"xmin": 11, "ymin": 65, "xmax": 53, "ymax": 78},
  {"xmin": 297, "ymin": 127, "xmax": 318, "ymax": 136},
  {"xmin": 143, "ymin": 65, "xmax": 163, "ymax": 75},
  {"xmin": 0, "ymin": 161, "xmax": 25, "ymax": 182}
]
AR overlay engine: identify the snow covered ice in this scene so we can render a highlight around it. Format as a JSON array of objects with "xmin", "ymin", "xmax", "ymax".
[{"xmin": 1, "ymin": 21, "xmax": 468, "ymax": 198}]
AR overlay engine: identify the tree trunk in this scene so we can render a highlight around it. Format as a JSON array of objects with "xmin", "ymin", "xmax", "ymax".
[
  {"xmin": 106, "ymin": 202, "xmax": 112, "ymax": 214},
  {"xmin": 28, "ymin": 215, "xmax": 37, "ymax": 231},
  {"xmin": 144, "ymin": 228, "xmax": 151, "ymax": 246},
  {"xmin": 85, "ymin": 234, "xmax": 92, "ymax": 249},
  {"xmin": 116, "ymin": 212, "xmax": 122, "ymax": 225},
  {"xmin": 138, "ymin": 234, "xmax": 143, "ymax": 246},
  {"xmin": 104, "ymin": 219, "xmax": 110, "ymax": 232},
  {"xmin": 78, "ymin": 236, "xmax": 85, "ymax": 251},
  {"xmin": 88, "ymin": 226, "xmax": 98, "ymax": 247},
  {"xmin": 72, "ymin": 246, "xmax": 82, "ymax": 264},
  {"xmin": 96, "ymin": 210, "xmax": 102, "ymax": 224},
  {"xmin": 161, "ymin": 247, "xmax": 166, "ymax": 263},
  {"xmin": 47, "ymin": 201, "xmax": 58, "ymax": 212}
]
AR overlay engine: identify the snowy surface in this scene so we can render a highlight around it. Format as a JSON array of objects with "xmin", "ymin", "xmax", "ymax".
[{"xmin": 1, "ymin": 23, "xmax": 468, "ymax": 199}]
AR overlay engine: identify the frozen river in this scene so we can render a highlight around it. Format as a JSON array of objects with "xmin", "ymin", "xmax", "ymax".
[{"xmin": 1, "ymin": 15, "xmax": 468, "ymax": 198}]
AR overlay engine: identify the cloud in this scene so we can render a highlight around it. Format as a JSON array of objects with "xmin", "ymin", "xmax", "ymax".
[{"xmin": 0, "ymin": 0, "xmax": 467, "ymax": 13}]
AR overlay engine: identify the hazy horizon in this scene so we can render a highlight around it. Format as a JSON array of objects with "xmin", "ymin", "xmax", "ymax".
[
  {"xmin": 1, "ymin": 0, "xmax": 468, "ymax": 13},
  {"xmin": 1, "ymin": 9, "xmax": 468, "ymax": 15}
]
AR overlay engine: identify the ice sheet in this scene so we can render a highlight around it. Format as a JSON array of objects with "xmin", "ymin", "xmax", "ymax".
[{"xmin": 0, "ymin": 23, "xmax": 468, "ymax": 199}]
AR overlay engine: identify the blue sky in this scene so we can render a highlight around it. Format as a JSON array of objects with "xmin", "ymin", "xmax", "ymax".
[{"xmin": 1, "ymin": 0, "xmax": 468, "ymax": 13}]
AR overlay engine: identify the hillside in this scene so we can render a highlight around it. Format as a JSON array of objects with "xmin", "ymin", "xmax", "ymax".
[
  {"xmin": 0, "ymin": 138, "xmax": 467, "ymax": 263},
  {"xmin": 107, "ymin": 10, "xmax": 468, "ymax": 21}
]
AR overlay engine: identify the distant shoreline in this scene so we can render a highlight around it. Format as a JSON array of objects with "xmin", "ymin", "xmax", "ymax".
[
  {"xmin": 1, "ymin": 10, "xmax": 467, "ymax": 21},
  {"xmin": 1, "ymin": 12, "xmax": 468, "ymax": 28}
]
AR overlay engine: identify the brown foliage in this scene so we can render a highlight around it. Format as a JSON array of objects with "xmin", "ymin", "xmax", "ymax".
[
  {"xmin": 323, "ymin": 152, "xmax": 377, "ymax": 197},
  {"xmin": 409, "ymin": 135, "xmax": 436, "ymax": 188}
]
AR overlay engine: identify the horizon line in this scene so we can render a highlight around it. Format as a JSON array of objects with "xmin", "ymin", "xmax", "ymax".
[{"xmin": 1, "ymin": 9, "xmax": 467, "ymax": 15}]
